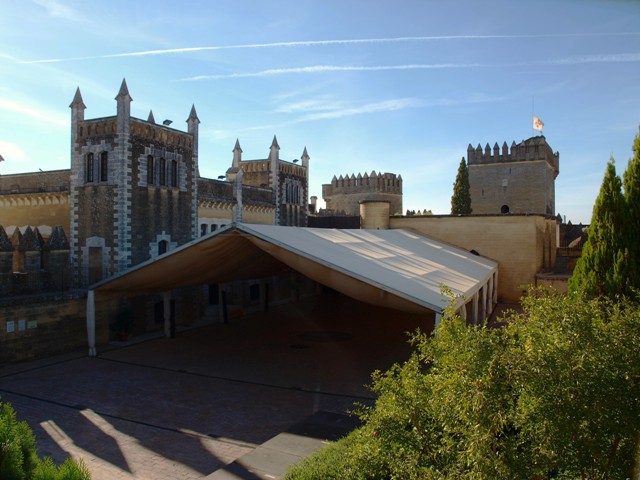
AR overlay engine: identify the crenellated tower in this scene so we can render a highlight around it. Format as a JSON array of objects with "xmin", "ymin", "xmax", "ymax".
[
  {"xmin": 321, "ymin": 171, "xmax": 403, "ymax": 216},
  {"xmin": 225, "ymin": 136, "xmax": 309, "ymax": 226},
  {"xmin": 69, "ymin": 79, "xmax": 199, "ymax": 287},
  {"xmin": 466, "ymin": 135, "xmax": 559, "ymax": 215}
]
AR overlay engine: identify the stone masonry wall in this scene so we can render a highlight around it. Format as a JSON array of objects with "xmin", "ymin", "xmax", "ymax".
[
  {"xmin": 467, "ymin": 136, "xmax": 559, "ymax": 215},
  {"xmin": 390, "ymin": 214, "xmax": 557, "ymax": 303},
  {"xmin": 322, "ymin": 171, "xmax": 402, "ymax": 216},
  {"xmin": 0, "ymin": 296, "xmax": 95, "ymax": 364}
]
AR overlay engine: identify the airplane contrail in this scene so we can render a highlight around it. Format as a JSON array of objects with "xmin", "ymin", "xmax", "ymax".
[
  {"xmin": 177, "ymin": 63, "xmax": 483, "ymax": 81},
  {"xmin": 18, "ymin": 32, "xmax": 640, "ymax": 64}
]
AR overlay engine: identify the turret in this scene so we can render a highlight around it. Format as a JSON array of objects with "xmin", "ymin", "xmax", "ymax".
[
  {"xmin": 69, "ymin": 87, "xmax": 86, "ymax": 147},
  {"xmin": 187, "ymin": 104, "xmax": 200, "ymax": 156},
  {"xmin": 269, "ymin": 135, "xmax": 280, "ymax": 163},
  {"xmin": 269, "ymin": 135, "xmax": 280, "ymax": 194},
  {"xmin": 233, "ymin": 167, "xmax": 244, "ymax": 223},
  {"xmin": 147, "ymin": 110, "xmax": 156, "ymax": 124},
  {"xmin": 301, "ymin": 146, "xmax": 310, "ymax": 170},
  {"xmin": 115, "ymin": 78, "xmax": 132, "ymax": 135},
  {"xmin": 233, "ymin": 139, "xmax": 242, "ymax": 167}
]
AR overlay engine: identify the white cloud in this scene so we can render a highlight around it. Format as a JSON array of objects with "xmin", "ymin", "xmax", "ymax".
[
  {"xmin": 0, "ymin": 141, "xmax": 28, "ymax": 162},
  {"xmin": 276, "ymin": 96, "xmax": 348, "ymax": 114},
  {"xmin": 32, "ymin": 0, "xmax": 81, "ymax": 21},
  {"xmin": 178, "ymin": 63, "xmax": 482, "ymax": 82},
  {"xmin": 19, "ymin": 31, "xmax": 640, "ymax": 64},
  {"xmin": 0, "ymin": 99, "xmax": 68, "ymax": 127},
  {"xmin": 298, "ymin": 98, "xmax": 422, "ymax": 122},
  {"xmin": 552, "ymin": 53, "xmax": 640, "ymax": 65}
]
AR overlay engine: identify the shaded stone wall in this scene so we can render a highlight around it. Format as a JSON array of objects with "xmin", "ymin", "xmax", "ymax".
[
  {"xmin": 0, "ymin": 225, "xmax": 71, "ymax": 296},
  {"xmin": 0, "ymin": 295, "xmax": 89, "ymax": 364}
]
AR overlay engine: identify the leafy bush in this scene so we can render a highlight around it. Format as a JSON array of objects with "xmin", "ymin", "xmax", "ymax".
[
  {"xmin": 0, "ymin": 399, "xmax": 91, "ymax": 480},
  {"xmin": 286, "ymin": 288, "xmax": 640, "ymax": 479},
  {"xmin": 0, "ymin": 401, "xmax": 38, "ymax": 480}
]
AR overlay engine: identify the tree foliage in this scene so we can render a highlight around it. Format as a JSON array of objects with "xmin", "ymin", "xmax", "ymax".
[
  {"xmin": 451, "ymin": 157, "xmax": 472, "ymax": 215},
  {"xmin": 623, "ymin": 133, "xmax": 640, "ymax": 290},
  {"xmin": 569, "ymin": 159, "xmax": 631, "ymax": 298},
  {"xmin": 0, "ymin": 402, "xmax": 38, "ymax": 480},
  {"xmin": 0, "ymin": 399, "xmax": 90, "ymax": 480},
  {"xmin": 286, "ymin": 288, "xmax": 640, "ymax": 480}
]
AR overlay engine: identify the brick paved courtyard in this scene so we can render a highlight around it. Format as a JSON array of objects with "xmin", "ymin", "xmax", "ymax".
[{"xmin": 1, "ymin": 295, "xmax": 433, "ymax": 479}]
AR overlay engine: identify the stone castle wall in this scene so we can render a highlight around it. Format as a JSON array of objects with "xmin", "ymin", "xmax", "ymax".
[
  {"xmin": 0, "ymin": 171, "xmax": 71, "ymax": 232},
  {"xmin": 390, "ymin": 214, "xmax": 557, "ymax": 303},
  {"xmin": 1, "ymin": 295, "xmax": 93, "ymax": 364},
  {"xmin": 467, "ymin": 136, "xmax": 559, "ymax": 215},
  {"xmin": 0, "ymin": 225, "xmax": 71, "ymax": 297},
  {"xmin": 322, "ymin": 171, "xmax": 402, "ymax": 216}
]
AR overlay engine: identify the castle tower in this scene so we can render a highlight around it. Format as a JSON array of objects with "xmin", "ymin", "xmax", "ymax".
[
  {"xmin": 467, "ymin": 135, "xmax": 559, "ymax": 215},
  {"xmin": 321, "ymin": 171, "xmax": 403, "ymax": 216},
  {"xmin": 70, "ymin": 80, "xmax": 199, "ymax": 287},
  {"xmin": 229, "ymin": 135, "xmax": 309, "ymax": 226}
]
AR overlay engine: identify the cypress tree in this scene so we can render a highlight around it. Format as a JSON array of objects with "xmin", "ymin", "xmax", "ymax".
[
  {"xmin": 451, "ymin": 157, "xmax": 472, "ymax": 214},
  {"xmin": 623, "ymin": 133, "xmax": 640, "ymax": 291},
  {"xmin": 569, "ymin": 158, "xmax": 630, "ymax": 298}
]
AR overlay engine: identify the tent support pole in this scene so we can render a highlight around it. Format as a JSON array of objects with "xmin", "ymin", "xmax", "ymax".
[
  {"xmin": 471, "ymin": 293, "xmax": 479, "ymax": 325},
  {"xmin": 86, "ymin": 290, "xmax": 96, "ymax": 357},
  {"xmin": 163, "ymin": 291, "xmax": 172, "ymax": 338}
]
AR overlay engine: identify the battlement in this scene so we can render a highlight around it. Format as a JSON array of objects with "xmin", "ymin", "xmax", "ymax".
[
  {"xmin": 467, "ymin": 135, "xmax": 559, "ymax": 177},
  {"xmin": 0, "ymin": 170, "xmax": 70, "ymax": 194},
  {"xmin": 197, "ymin": 177, "xmax": 274, "ymax": 207},
  {"xmin": 323, "ymin": 171, "xmax": 402, "ymax": 195},
  {"xmin": 322, "ymin": 171, "xmax": 403, "ymax": 216},
  {"xmin": 0, "ymin": 225, "xmax": 71, "ymax": 296}
]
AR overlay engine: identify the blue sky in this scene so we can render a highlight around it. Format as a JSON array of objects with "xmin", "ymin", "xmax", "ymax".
[{"xmin": 1, "ymin": 0, "xmax": 639, "ymax": 223}]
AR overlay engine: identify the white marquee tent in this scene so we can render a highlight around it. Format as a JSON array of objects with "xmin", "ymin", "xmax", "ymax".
[{"xmin": 86, "ymin": 224, "xmax": 498, "ymax": 355}]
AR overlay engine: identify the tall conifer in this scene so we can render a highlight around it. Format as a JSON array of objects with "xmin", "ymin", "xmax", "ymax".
[
  {"xmin": 569, "ymin": 159, "xmax": 630, "ymax": 298},
  {"xmin": 451, "ymin": 157, "xmax": 472, "ymax": 214},
  {"xmin": 623, "ymin": 133, "xmax": 640, "ymax": 289}
]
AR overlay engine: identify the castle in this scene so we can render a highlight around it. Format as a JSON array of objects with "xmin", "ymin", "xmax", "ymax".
[
  {"xmin": 467, "ymin": 136, "xmax": 559, "ymax": 215},
  {"xmin": 321, "ymin": 171, "xmax": 402, "ymax": 216},
  {"xmin": 0, "ymin": 79, "xmax": 309, "ymax": 292},
  {"xmin": 1, "ymin": 81, "xmax": 567, "ymax": 365}
]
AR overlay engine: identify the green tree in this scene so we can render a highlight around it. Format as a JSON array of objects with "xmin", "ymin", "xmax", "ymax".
[
  {"xmin": 0, "ymin": 401, "xmax": 38, "ymax": 479},
  {"xmin": 569, "ymin": 159, "xmax": 630, "ymax": 298},
  {"xmin": 0, "ymin": 399, "xmax": 90, "ymax": 480},
  {"xmin": 451, "ymin": 157, "xmax": 472, "ymax": 215},
  {"xmin": 624, "ymin": 133, "xmax": 640, "ymax": 290},
  {"xmin": 286, "ymin": 288, "xmax": 640, "ymax": 480}
]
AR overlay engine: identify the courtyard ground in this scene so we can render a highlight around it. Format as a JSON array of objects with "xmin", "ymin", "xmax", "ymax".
[{"xmin": 1, "ymin": 294, "xmax": 433, "ymax": 479}]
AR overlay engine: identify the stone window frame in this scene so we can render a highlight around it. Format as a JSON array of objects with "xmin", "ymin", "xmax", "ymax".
[
  {"xmin": 149, "ymin": 232, "xmax": 177, "ymax": 260},
  {"xmin": 86, "ymin": 153, "xmax": 94, "ymax": 183},
  {"xmin": 100, "ymin": 151, "xmax": 108, "ymax": 182},
  {"xmin": 81, "ymin": 236, "xmax": 111, "ymax": 286},
  {"xmin": 139, "ymin": 148, "xmax": 185, "ymax": 190},
  {"xmin": 147, "ymin": 155, "xmax": 154, "ymax": 185},
  {"xmin": 170, "ymin": 160, "xmax": 178, "ymax": 188},
  {"xmin": 159, "ymin": 157, "xmax": 167, "ymax": 186}
]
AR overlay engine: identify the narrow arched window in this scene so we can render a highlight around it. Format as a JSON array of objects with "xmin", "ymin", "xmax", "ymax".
[
  {"xmin": 86, "ymin": 153, "xmax": 94, "ymax": 183},
  {"xmin": 158, "ymin": 240, "xmax": 168, "ymax": 255},
  {"xmin": 171, "ymin": 160, "xmax": 178, "ymax": 187},
  {"xmin": 147, "ymin": 155, "xmax": 154, "ymax": 185},
  {"xmin": 100, "ymin": 152, "xmax": 108, "ymax": 182},
  {"xmin": 159, "ymin": 158, "xmax": 166, "ymax": 186}
]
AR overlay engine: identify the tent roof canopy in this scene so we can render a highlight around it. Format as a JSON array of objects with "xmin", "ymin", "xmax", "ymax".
[{"xmin": 91, "ymin": 224, "xmax": 498, "ymax": 314}]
